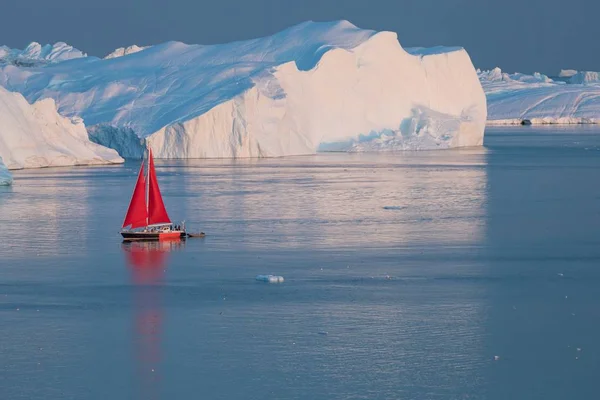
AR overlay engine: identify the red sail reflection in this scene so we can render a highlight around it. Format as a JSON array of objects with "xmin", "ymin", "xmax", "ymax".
[{"xmin": 122, "ymin": 239, "xmax": 184, "ymax": 400}]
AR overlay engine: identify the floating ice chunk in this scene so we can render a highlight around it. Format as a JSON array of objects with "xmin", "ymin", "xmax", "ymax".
[
  {"xmin": 494, "ymin": 356, "xmax": 500, "ymax": 361},
  {"xmin": 256, "ymin": 275, "xmax": 284, "ymax": 283},
  {"xmin": 0, "ymin": 156, "xmax": 12, "ymax": 185}
]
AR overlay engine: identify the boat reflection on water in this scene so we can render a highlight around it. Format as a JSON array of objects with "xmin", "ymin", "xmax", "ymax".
[
  {"xmin": 123, "ymin": 239, "xmax": 184, "ymax": 273},
  {"xmin": 122, "ymin": 239, "xmax": 184, "ymax": 400}
]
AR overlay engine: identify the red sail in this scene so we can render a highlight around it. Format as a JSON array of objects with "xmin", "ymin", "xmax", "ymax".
[
  {"xmin": 123, "ymin": 162, "xmax": 148, "ymax": 229},
  {"xmin": 147, "ymin": 149, "xmax": 171, "ymax": 225}
]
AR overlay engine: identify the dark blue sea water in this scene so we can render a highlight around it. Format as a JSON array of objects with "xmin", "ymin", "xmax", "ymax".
[{"xmin": 1, "ymin": 127, "xmax": 599, "ymax": 399}]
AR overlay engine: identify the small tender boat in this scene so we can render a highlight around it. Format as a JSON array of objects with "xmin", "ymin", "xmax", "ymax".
[
  {"xmin": 186, "ymin": 232, "xmax": 206, "ymax": 238},
  {"xmin": 121, "ymin": 149, "xmax": 186, "ymax": 241}
]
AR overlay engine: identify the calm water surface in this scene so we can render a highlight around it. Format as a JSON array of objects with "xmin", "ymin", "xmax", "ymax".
[{"xmin": 1, "ymin": 127, "xmax": 599, "ymax": 399}]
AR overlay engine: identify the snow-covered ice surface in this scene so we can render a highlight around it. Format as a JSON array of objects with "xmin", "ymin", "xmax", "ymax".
[
  {"xmin": 0, "ymin": 21, "xmax": 486, "ymax": 158},
  {"xmin": 0, "ymin": 86, "xmax": 123, "ymax": 169},
  {"xmin": 480, "ymin": 67, "xmax": 600, "ymax": 124},
  {"xmin": 0, "ymin": 156, "xmax": 12, "ymax": 185}
]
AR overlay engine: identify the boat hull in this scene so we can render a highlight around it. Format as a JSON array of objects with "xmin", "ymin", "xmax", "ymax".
[{"xmin": 121, "ymin": 231, "xmax": 186, "ymax": 241}]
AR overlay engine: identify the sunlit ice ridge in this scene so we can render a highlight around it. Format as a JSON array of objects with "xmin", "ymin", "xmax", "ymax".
[{"xmin": 0, "ymin": 20, "xmax": 486, "ymax": 159}]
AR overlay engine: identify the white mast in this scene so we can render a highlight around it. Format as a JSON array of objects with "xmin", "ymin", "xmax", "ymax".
[{"xmin": 145, "ymin": 146, "xmax": 150, "ymax": 227}]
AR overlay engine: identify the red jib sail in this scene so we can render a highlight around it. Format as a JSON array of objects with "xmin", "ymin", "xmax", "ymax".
[
  {"xmin": 123, "ymin": 162, "xmax": 148, "ymax": 229},
  {"xmin": 147, "ymin": 149, "xmax": 171, "ymax": 225}
]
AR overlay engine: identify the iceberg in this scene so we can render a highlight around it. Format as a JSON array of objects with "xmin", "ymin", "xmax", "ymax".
[
  {"xmin": 0, "ymin": 156, "xmax": 12, "ymax": 185},
  {"xmin": 256, "ymin": 275, "xmax": 285, "ymax": 283},
  {"xmin": 0, "ymin": 21, "xmax": 486, "ymax": 158},
  {"xmin": 480, "ymin": 67, "xmax": 600, "ymax": 124},
  {"xmin": 559, "ymin": 69, "xmax": 578, "ymax": 78},
  {"xmin": 0, "ymin": 86, "xmax": 123, "ymax": 169},
  {"xmin": 104, "ymin": 45, "xmax": 149, "ymax": 59},
  {"xmin": 567, "ymin": 71, "xmax": 600, "ymax": 85},
  {"xmin": 0, "ymin": 42, "xmax": 86, "ymax": 67}
]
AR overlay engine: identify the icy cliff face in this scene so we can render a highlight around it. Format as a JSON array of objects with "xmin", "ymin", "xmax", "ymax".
[
  {"xmin": 0, "ymin": 156, "xmax": 12, "ymax": 185},
  {"xmin": 480, "ymin": 68, "xmax": 600, "ymax": 124},
  {"xmin": 0, "ymin": 42, "xmax": 86, "ymax": 66},
  {"xmin": 568, "ymin": 71, "xmax": 600, "ymax": 85},
  {"xmin": 0, "ymin": 86, "xmax": 123, "ymax": 169},
  {"xmin": 0, "ymin": 21, "xmax": 486, "ymax": 157}
]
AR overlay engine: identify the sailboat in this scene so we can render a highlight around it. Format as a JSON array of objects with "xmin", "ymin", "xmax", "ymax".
[{"xmin": 121, "ymin": 148, "xmax": 186, "ymax": 241}]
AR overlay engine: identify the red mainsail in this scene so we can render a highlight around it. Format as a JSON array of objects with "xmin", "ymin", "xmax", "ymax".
[
  {"xmin": 123, "ymin": 162, "xmax": 148, "ymax": 229},
  {"xmin": 147, "ymin": 149, "xmax": 171, "ymax": 225}
]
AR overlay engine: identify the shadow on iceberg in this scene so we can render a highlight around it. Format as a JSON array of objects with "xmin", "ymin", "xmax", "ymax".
[{"xmin": 318, "ymin": 107, "xmax": 484, "ymax": 152}]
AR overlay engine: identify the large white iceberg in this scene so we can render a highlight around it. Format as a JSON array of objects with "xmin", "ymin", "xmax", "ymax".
[
  {"xmin": 480, "ymin": 67, "xmax": 600, "ymax": 124},
  {"xmin": 0, "ymin": 86, "xmax": 123, "ymax": 169},
  {"xmin": 0, "ymin": 21, "xmax": 486, "ymax": 158},
  {"xmin": 0, "ymin": 156, "xmax": 12, "ymax": 185}
]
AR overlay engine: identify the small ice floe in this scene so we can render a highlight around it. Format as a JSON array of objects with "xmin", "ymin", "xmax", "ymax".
[
  {"xmin": 494, "ymin": 356, "xmax": 500, "ymax": 361},
  {"xmin": 558, "ymin": 273, "xmax": 564, "ymax": 277},
  {"xmin": 577, "ymin": 348, "xmax": 582, "ymax": 352},
  {"xmin": 318, "ymin": 331, "xmax": 328, "ymax": 336},
  {"xmin": 256, "ymin": 275, "xmax": 284, "ymax": 283}
]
